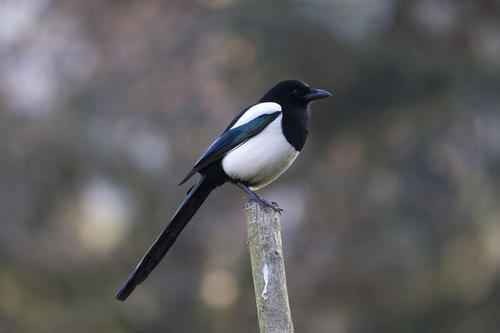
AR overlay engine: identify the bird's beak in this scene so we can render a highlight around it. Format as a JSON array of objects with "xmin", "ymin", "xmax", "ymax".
[{"xmin": 303, "ymin": 88, "xmax": 332, "ymax": 102}]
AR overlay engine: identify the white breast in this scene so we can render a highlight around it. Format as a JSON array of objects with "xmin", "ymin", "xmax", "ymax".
[{"xmin": 222, "ymin": 113, "xmax": 299, "ymax": 190}]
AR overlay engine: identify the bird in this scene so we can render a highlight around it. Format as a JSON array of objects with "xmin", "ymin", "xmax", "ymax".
[{"xmin": 115, "ymin": 79, "xmax": 331, "ymax": 301}]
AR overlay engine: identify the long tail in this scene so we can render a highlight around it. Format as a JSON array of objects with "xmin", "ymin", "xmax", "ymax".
[{"xmin": 115, "ymin": 175, "xmax": 215, "ymax": 301}]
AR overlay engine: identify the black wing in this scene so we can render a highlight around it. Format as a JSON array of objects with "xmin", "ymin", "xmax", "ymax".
[{"xmin": 179, "ymin": 111, "xmax": 281, "ymax": 185}]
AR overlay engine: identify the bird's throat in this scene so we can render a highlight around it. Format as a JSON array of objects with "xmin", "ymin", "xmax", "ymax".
[{"xmin": 281, "ymin": 107, "xmax": 309, "ymax": 151}]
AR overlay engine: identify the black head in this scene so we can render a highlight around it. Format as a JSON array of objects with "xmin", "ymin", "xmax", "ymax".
[
  {"xmin": 258, "ymin": 80, "xmax": 331, "ymax": 151},
  {"xmin": 259, "ymin": 79, "xmax": 332, "ymax": 107}
]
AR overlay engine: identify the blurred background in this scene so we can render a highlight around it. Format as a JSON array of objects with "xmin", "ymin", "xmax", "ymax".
[{"xmin": 1, "ymin": 0, "xmax": 500, "ymax": 332}]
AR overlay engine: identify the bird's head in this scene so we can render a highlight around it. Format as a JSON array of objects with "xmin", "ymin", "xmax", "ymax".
[{"xmin": 259, "ymin": 79, "xmax": 332, "ymax": 107}]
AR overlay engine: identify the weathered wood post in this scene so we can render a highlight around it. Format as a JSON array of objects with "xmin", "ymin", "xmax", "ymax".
[{"xmin": 245, "ymin": 201, "xmax": 294, "ymax": 333}]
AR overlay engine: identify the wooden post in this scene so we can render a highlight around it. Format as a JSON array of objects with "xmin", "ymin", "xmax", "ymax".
[{"xmin": 245, "ymin": 201, "xmax": 294, "ymax": 333}]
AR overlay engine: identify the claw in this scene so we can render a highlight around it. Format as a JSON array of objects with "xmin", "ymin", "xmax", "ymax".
[
  {"xmin": 263, "ymin": 200, "xmax": 283, "ymax": 215},
  {"xmin": 245, "ymin": 198, "xmax": 283, "ymax": 214},
  {"xmin": 235, "ymin": 182, "xmax": 284, "ymax": 214}
]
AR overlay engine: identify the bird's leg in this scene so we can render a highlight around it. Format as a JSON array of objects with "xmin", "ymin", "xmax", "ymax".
[{"xmin": 234, "ymin": 182, "xmax": 283, "ymax": 214}]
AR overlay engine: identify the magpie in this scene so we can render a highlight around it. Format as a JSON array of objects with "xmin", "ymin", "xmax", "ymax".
[{"xmin": 115, "ymin": 79, "xmax": 331, "ymax": 301}]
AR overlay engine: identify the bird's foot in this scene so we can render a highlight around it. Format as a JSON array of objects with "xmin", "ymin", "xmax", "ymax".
[
  {"xmin": 246, "ymin": 197, "xmax": 283, "ymax": 214},
  {"xmin": 267, "ymin": 200, "xmax": 284, "ymax": 214}
]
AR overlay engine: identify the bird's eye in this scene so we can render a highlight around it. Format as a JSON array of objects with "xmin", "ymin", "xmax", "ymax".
[{"xmin": 291, "ymin": 89, "xmax": 299, "ymax": 96}]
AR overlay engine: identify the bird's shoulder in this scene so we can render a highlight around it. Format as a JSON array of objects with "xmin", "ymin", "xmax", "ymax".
[{"xmin": 223, "ymin": 102, "xmax": 282, "ymax": 133}]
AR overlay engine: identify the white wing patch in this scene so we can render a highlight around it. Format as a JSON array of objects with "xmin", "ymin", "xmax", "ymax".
[{"xmin": 231, "ymin": 102, "xmax": 282, "ymax": 129}]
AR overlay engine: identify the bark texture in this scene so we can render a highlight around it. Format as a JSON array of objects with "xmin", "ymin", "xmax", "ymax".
[{"xmin": 245, "ymin": 201, "xmax": 294, "ymax": 333}]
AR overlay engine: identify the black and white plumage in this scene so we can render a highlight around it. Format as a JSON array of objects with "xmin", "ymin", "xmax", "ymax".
[{"xmin": 115, "ymin": 79, "xmax": 331, "ymax": 301}]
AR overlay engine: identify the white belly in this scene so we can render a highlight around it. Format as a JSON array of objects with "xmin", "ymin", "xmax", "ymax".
[{"xmin": 222, "ymin": 114, "xmax": 299, "ymax": 190}]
